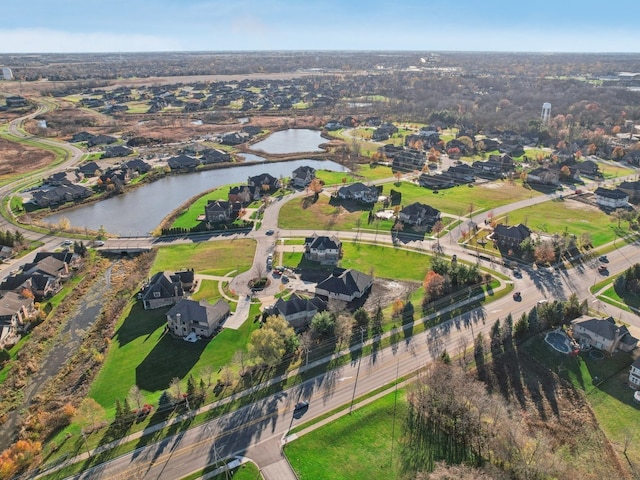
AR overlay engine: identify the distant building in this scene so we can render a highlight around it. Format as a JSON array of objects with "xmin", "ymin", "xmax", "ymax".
[{"xmin": 2, "ymin": 67, "xmax": 13, "ymax": 81}]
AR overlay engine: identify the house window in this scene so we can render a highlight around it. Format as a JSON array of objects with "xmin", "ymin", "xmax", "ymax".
[{"xmin": 153, "ymin": 292, "xmax": 160, "ymax": 298}]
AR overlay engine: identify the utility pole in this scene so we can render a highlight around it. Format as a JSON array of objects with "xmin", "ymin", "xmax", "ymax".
[{"xmin": 349, "ymin": 326, "xmax": 365, "ymax": 413}]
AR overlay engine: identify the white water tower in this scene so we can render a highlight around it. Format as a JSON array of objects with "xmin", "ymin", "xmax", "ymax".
[
  {"xmin": 541, "ymin": 102, "xmax": 551, "ymax": 125},
  {"xmin": 2, "ymin": 67, "xmax": 13, "ymax": 81}
]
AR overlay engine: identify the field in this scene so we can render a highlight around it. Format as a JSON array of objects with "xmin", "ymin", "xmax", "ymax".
[
  {"xmin": 88, "ymin": 300, "xmax": 260, "ymax": 411},
  {"xmin": 170, "ymin": 187, "xmax": 237, "ymax": 230},
  {"xmin": 501, "ymin": 197, "xmax": 625, "ymax": 246},
  {"xmin": 151, "ymin": 240, "xmax": 256, "ymax": 276},
  {"xmin": 286, "ymin": 389, "xmax": 407, "ymax": 480}
]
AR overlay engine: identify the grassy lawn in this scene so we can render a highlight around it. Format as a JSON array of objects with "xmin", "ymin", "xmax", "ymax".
[
  {"xmin": 501, "ymin": 198, "xmax": 626, "ymax": 246},
  {"xmin": 315, "ymin": 164, "xmax": 393, "ymax": 186},
  {"xmin": 286, "ymin": 388, "xmax": 407, "ymax": 480},
  {"xmin": 599, "ymin": 163, "xmax": 636, "ymax": 179},
  {"xmin": 183, "ymin": 461, "xmax": 262, "ymax": 480},
  {"xmin": 152, "ymin": 240, "xmax": 256, "ymax": 276},
  {"xmin": 598, "ymin": 285, "xmax": 640, "ymax": 313},
  {"xmin": 191, "ymin": 279, "xmax": 227, "ymax": 308},
  {"xmin": 88, "ymin": 301, "xmax": 260, "ymax": 412},
  {"xmin": 340, "ymin": 242, "xmax": 430, "ymax": 282},
  {"xmin": 523, "ymin": 336, "xmax": 640, "ymax": 465},
  {"xmin": 170, "ymin": 187, "xmax": 236, "ymax": 230}
]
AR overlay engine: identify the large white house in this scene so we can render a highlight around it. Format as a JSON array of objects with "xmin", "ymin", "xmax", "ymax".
[
  {"xmin": 629, "ymin": 357, "xmax": 640, "ymax": 389},
  {"xmin": 594, "ymin": 187, "xmax": 629, "ymax": 210}
]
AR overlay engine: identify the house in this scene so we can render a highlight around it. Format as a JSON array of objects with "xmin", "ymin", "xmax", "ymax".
[
  {"xmin": 315, "ymin": 268, "xmax": 373, "ymax": 302},
  {"xmin": 221, "ymin": 131, "xmax": 250, "ymax": 145},
  {"xmin": 527, "ymin": 168, "xmax": 560, "ymax": 186},
  {"xmin": 0, "ymin": 291, "xmax": 36, "ymax": 348},
  {"xmin": 573, "ymin": 159, "xmax": 601, "ymax": 179},
  {"xmin": 444, "ymin": 164, "xmax": 475, "ymax": 183},
  {"xmin": 492, "ymin": 223, "xmax": 531, "ymax": 248},
  {"xmin": 337, "ymin": 182, "xmax": 378, "ymax": 204},
  {"xmin": 140, "ymin": 271, "xmax": 187, "ymax": 310},
  {"xmin": 87, "ymin": 134, "xmax": 117, "ymax": 147},
  {"xmin": 103, "ymin": 145, "xmax": 133, "ymax": 158},
  {"xmin": 571, "ymin": 316, "xmax": 638, "ymax": 354},
  {"xmin": 618, "ymin": 180, "xmax": 640, "ymax": 203},
  {"xmin": 22, "ymin": 255, "xmax": 70, "ymax": 281},
  {"xmin": 45, "ymin": 171, "xmax": 80, "ymax": 185},
  {"xmin": 29, "ymin": 183, "xmax": 92, "ymax": 208},
  {"xmin": 594, "ymin": 187, "xmax": 629, "ymax": 209},
  {"xmin": 271, "ymin": 294, "xmax": 327, "ymax": 332},
  {"xmin": 70, "ymin": 131, "xmax": 95, "ymax": 143},
  {"xmin": 201, "ymin": 148, "xmax": 231, "ymax": 164},
  {"xmin": 418, "ymin": 173, "xmax": 456, "ymax": 190},
  {"xmin": 304, "ymin": 234, "xmax": 342, "ymax": 265},
  {"xmin": 123, "ymin": 158, "xmax": 152, "ymax": 174},
  {"xmin": 629, "ymin": 357, "xmax": 640, "ymax": 389},
  {"xmin": 248, "ymin": 173, "xmax": 281, "ymax": 192},
  {"xmin": 205, "ymin": 200, "xmax": 239, "ymax": 223},
  {"xmin": 167, "ymin": 154, "xmax": 200, "ymax": 171},
  {"xmin": 78, "ymin": 161, "xmax": 105, "ymax": 177},
  {"xmin": 399, "ymin": 203, "xmax": 441, "ymax": 227},
  {"xmin": 291, "ymin": 166, "xmax": 316, "ymax": 188},
  {"xmin": 228, "ymin": 185, "xmax": 260, "ymax": 204},
  {"xmin": 166, "ymin": 299, "xmax": 230, "ymax": 339}
]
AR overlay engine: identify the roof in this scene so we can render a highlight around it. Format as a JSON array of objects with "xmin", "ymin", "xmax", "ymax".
[
  {"xmin": 572, "ymin": 316, "xmax": 637, "ymax": 342},
  {"xmin": 493, "ymin": 223, "xmax": 531, "ymax": 241},
  {"xmin": 142, "ymin": 271, "xmax": 184, "ymax": 301},
  {"xmin": 305, "ymin": 234, "xmax": 341, "ymax": 251},
  {"xmin": 0, "ymin": 291, "xmax": 33, "ymax": 318},
  {"xmin": 22, "ymin": 256, "xmax": 66, "ymax": 277},
  {"xmin": 274, "ymin": 293, "xmax": 326, "ymax": 317},
  {"xmin": 400, "ymin": 202, "xmax": 440, "ymax": 218},
  {"xmin": 594, "ymin": 187, "xmax": 628, "ymax": 200},
  {"xmin": 316, "ymin": 268, "xmax": 373, "ymax": 297},
  {"xmin": 167, "ymin": 299, "xmax": 230, "ymax": 326}
]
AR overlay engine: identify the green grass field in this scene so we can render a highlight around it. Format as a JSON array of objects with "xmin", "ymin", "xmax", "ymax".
[
  {"xmin": 500, "ymin": 197, "xmax": 626, "ymax": 246},
  {"xmin": 286, "ymin": 389, "xmax": 407, "ymax": 480},
  {"xmin": 88, "ymin": 301, "xmax": 261, "ymax": 411},
  {"xmin": 152, "ymin": 240, "xmax": 256, "ymax": 276},
  {"xmin": 340, "ymin": 242, "xmax": 430, "ymax": 282}
]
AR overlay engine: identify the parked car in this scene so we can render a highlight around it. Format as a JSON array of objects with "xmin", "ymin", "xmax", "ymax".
[
  {"xmin": 265, "ymin": 229, "xmax": 274, "ymax": 235},
  {"xmin": 513, "ymin": 291, "xmax": 521, "ymax": 301},
  {"xmin": 598, "ymin": 265, "xmax": 607, "ymax": 273},
  {"xmin": 293, "ymin": 400, "xmax": 309, "ymax": 419},
  {"xmin": 598, "ymin": 255, "xmax": 608, "ymax": 262}
]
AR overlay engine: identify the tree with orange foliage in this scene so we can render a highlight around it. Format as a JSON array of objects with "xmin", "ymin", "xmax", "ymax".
[
  {"xmin": 612, "ymin": 146, "xmax": 625, "ymax": 159},
  {"xmin": 391, "ymin": 299, "xmax": 404, "ymax": 319},
  {"xmin": 0, "ymin": 439, "xmax": 42, "ymax": 478},
  {"xmin": 423, "ymin": 271, "xmax": 446, "ymax": 300}
]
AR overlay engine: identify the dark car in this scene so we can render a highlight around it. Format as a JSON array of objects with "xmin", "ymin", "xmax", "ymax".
[
  {"xmin": 599, "ymin": 255, "xmax": 608, "ymax": 263},
  {"xmin": 598, "ymin": 265, "xmax": 608, "ymax": 274},
  {"xmin": 265, "ymin": 229, "xmax": 274, "ymax": 235},
  {"xmin": 293, "ymin": 400, "xmax": 309, "ymax": 419},
  {"xmin": 513, "ymin": 291, "xmax": 521, "ymax": 301}
]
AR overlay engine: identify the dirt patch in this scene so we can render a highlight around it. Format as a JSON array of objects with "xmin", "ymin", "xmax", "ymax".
[
  {"xmin": 359, "ymin": 278, "xmax": 419, "ymax": 313},
  {"xmin": 0, "ymin": 136, "xmax": 55, "ymax": 176}
]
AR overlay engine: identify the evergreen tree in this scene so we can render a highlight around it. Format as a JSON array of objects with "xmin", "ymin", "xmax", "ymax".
[
  {"xmin": 371, "ymin": 304, "xmax": 384, "ymax": 337},
  {"xmin": 528, "ymin": 306, "xmax": 539, "ymax": 334},
  {"xmin": 513, "ymin": 313, "xmax": 529, "ymax": 342},
  {"xmin": 159, "ymin": 390, "xmax": 172, "ymax": 408}
]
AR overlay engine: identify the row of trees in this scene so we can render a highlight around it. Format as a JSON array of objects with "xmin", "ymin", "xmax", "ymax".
[
  {"xmin": 422, "ymin": 254, "xmax": 483, "ymax": 307},
  {"xmin": 614, "ymin": 263, "xmax": 640, "ymax": 295},
  {"xmin": 0, "ymin": 229, "xmax": 25, "ymax": 249}
]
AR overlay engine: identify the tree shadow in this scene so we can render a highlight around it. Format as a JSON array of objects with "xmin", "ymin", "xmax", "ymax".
[{"xmin": 135, "ymin": 334, "xmax": 209, "ymax": 392}]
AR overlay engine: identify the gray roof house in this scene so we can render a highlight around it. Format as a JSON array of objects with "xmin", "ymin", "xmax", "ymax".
[
  {"xmin": 398, "ymin": 203, "xmax": 441, "ymax": 226},
  {"xmin": 594, "ymin": 187, "xmax": 629, "ymax": 210},
  {"xmin": 492, "ymin": 223, "xmax": 531, "ymax": 248},
  {"xmin": 571, "ymin": 316, "xmax": 638, "ymax": 354},
  {"xmin": 304, "ymin": 234, "xmax": 342, "ymax": 265},
  {"xmin": 140, "ymin": 271, "xmax": 187, "ymax": 310},
  {"xmin": 629, "ymin": 357, "xmax": 640, "ymax": 389},
  {"xmin": 166, "ymin": 299, "xmax": 230, "ymax": 339},
  {"xmin": 272, "ymin": 294, "xmax": 327, "ymax": 332},
  {"xmin": 337, "ymin": 182, "xmax": 378, "ymax": 204},
  {"xmin": 205, "ymin": 200, "xmax": 237, "ymax": 224},
  {"xmin": 0, "ymin": 291, "xmax": 36, "ymax": 348},
  {"xmin": 291, "ymin": 166, "xmax": 316, "ymax": 188},
  {"xmin": 315, "ymin": 268, "xmax": 373, "ymax": 302}
]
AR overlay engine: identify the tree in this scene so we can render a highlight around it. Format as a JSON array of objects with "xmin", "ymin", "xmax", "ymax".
[
  {"xmin": 308, "ymin": 178, "xmax": 324, "ymax": 196},
  {"xmin": 335, "ymin": 314, "xmax": 353, "ymax": 348},
  {"xmin": 534, "ymin": 240, "xmax": 556, "ymax": 265},
  {"xmin": 432, "ymin": 220, "xmax": 444, "ymax": 248},
  {"xmin": 128, "ymin": 385, "xmax": 143, "ymax": 411},
  {"xmin": 74, "ymin": 398, "xmax": 106, "ymax": 433},
  {"xmin": 353, "ymin": 307, "xmax": 370, "ymax": 328},
  {"xmin": 311, "ymin": 311, "xmax": 336, "ymax": 338},
  {"xmin": 371, "ymin": 304, "xmax": 384, "ymax": 337},
  {"xmin": 249, "ymin": 315, "xmax": 297, "ymax": 367},
  {"xmin": 169, "ymin": 377, "xmax": 182, "ymax": 401},
  {"xmin": 423, "ymin": 271, "xmax": 446, "ymax": 300},
  {"xmin": 57, "ymin": 216, "xmax": 71, "ymax": 232},
  {"xmin": 513, "ymin": 313, "xmax": 529, "ymax": 342},
  {"xmin": 97, "ymin": 225, "xmax": 107, "ymax": 240}
]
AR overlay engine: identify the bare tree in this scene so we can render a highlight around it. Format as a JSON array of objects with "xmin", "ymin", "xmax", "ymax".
[{"xmin": 128, "ymin": 385, "xmax": 143, "ymax": 411}]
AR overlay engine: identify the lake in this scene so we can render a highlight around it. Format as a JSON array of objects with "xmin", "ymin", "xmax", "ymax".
[
  {"xmin": 249, "ymin": 129, "xmax": 325, "ymax": 154},
  {"xmin": 45, "ymin": 159, "xmax": 347, "ymax": 236}
]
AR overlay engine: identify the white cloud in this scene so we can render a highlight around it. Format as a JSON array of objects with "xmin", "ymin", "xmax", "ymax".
[{"xmin": 0, "ymin": 29, "xmax": 183, "ymax": 53}]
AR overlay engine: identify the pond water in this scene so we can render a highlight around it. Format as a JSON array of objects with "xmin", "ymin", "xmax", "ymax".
[
  {"xmin": 45, "ymin": 159, "xmax": 347, "ymax": 236},
  {"xmin": 250, "ymin": 129, "xmax": 325, "ymax": 154},
  {"xmin": 236, "ymin": 152, "xmax": 267, "ymax": 163}
]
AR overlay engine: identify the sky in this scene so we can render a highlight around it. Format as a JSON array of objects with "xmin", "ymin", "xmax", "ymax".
[{"xmin": 0, "ymin": 0, "xmax": 638, "ymax": 54}]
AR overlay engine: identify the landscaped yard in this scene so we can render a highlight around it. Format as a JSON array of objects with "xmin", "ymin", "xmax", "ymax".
[
  {"xmin": 152, "ymin": 240, "xmax": 256, "ymax": 276},
  {"xmin": 278, "ymin": 179, "xmax": 540, "ymax": 232},
  {"xmin": 500, "ymin": 197, "xmax": 627, "ymax": 246},
  {"xmin": 340, "ymin": 242, "xmax": 430, "ymax": 282},
  {"xmin": 286, "ymin": 389, "xmax": 407, "ymax": 480},
  {"xmin": 170, "ymin": 186, "xmax": 241, "ymax": 230},
  {"xmin": 88, "ymin": 301, "xmax": 261, "ymax": 412}
]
